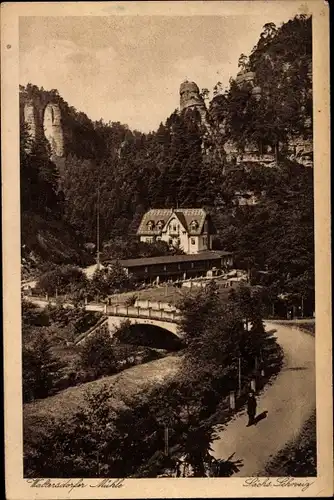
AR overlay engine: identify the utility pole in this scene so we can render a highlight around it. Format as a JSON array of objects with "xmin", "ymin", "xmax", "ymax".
[
  {"xmin": 164, "ymin": 425, "xmax": 169, "ymax": 456},
  {"xmin": 96, "ymin": 450, "xmax": 100, "ymax": 476},
  {"xmin": 238, "ymin": 356, "xmax": 242, "ymax": 397},
  {"xmin": 96, "ymin": 178, "xmax": 100, "ymax": 271}
]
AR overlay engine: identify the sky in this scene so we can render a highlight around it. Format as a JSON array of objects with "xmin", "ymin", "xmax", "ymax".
[{"xmin": 20, "ymin": 6, "xmax": 303, "ymax": 133}]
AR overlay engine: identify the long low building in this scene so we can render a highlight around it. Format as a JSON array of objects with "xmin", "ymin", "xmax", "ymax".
[{"xmin": 108, "ymin": 250, "xmax": 233, "ymax": 283}]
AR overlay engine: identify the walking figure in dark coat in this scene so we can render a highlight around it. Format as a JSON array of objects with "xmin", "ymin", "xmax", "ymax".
[{"xmin": 247, "ymin": 391, "xmax": 257, "ymax": 426}]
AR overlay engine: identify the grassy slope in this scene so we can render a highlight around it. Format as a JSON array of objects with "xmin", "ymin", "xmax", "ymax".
[
  {"xmin": 263, "ymin": 411, "xmax": 317, "ymax": 476},
  {"xmin": 270, "ymin": 320, "xmax": 315, "ymax": 336},
  {"xmin": 113, "ymin": 284, "xmax": 232, "ymax": 306},
  {"xmin": 24, "ymin": 354, "xmax": 183, "ymax": 430}
]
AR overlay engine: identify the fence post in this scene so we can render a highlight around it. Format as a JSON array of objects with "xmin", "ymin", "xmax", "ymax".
[{"xmin": 229, "ymin": 391, "xmax": 236, "ymax": 410}]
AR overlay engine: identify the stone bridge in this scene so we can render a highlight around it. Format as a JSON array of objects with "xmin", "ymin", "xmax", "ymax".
[
  {"xmin": 105, "ymin": 304, "xmax": 182, "ymax": 337},
  {"xmin": 75, "ymin": 304, "xmax": 182, "ymax": 345}
]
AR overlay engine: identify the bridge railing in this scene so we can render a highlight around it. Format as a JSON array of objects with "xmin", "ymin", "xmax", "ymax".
[
  {"xmin": 134, "ymin": 299, "xmax": 177, "ymax": 312},
  {"xmin": 105, "ymin": 304, "xmax": 181, "ymax": 323}
]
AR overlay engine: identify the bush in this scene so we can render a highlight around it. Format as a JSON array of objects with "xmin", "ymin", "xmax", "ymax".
[
  {"xmin": 101, "ymin": 237, "xmax": 185, "ymax": 261},
  {"xmin": 124, "ymin": 294, "xmax": 138, "ymax": 306},
  {"xmin": 37, "ymin": 264, "xmax": 88, "ymax": 296},
  {"xmin": 23, "ymin": 385, "xmax": 162, "ymax": 478},
  {"xmin": 87, "ymin": 263, "xmax": 134, "ymax": 299},
  {"xmin": 22, "ymin": 299, "xmax": 49, "ymax": 327},
  {"xmin": 79, "ymin": 329, "xmax": 117, "ymax": 379},
  {"xmin": 23, "ymin": 333, "xmax": 65, "ymax": 402},
  {"xmin": 46, "ymin": 304, "xmax": 102, "ymax": 335}
]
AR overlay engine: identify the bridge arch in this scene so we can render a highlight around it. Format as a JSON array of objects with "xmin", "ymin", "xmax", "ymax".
[
  {"xmin": 109, "ymin": 318, "xmax": 183, "ymax": 351},
  {"xmin": 107, "ymin": 315, "xmax": 181, "ymax": 336}
]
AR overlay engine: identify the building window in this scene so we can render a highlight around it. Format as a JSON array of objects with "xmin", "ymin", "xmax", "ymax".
[
  {"xmin": 190, "ymin": 220, "xmax": 199, "ymax": 231},
  {"xmin": 147, "ymin": 220, "xmax": 155, "ymax": 231},
  {"xmin": 191, "ymin": 237, "xmax": 195, "ymax": 245},
  {"xmin": 169, "ymin": 222, "xmax": 178, "ymax": 233}
]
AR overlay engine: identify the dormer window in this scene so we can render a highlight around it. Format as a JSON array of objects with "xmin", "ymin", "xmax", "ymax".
[
  {"xmin": 147, "ymin": 220, "xmax": 155, "ymax": 231},
  {"xmin": 156, "ymin": 220, "xmax": 164, "ymax": 231},
  {"xmin": 190, "ymin": 220, "xmax": 199, "ymax": 231}
]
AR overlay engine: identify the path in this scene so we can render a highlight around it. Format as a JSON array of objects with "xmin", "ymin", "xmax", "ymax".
[{"xmin": 211, "ymin": 322, "xmax": 315, "ymax": 476}]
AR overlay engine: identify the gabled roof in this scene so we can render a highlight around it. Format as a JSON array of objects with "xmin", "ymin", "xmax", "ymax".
[
  {"xmin": 137, "ymin": 209, "xmax": 173, "ymax": 235},
  {"xmin": 137, "ymin": 208, "xmax": 209, "ymax": 236},
  {"xmin": 108, "ymin": 251, "xmax": 233, "ymax": 268},
  {"xmin": 174, "ymin": 209, "xmax": 206, "ymax": 235},
  {"xmin": 161, "ymin": 211, "xmax": 187, "ymax": 234}
]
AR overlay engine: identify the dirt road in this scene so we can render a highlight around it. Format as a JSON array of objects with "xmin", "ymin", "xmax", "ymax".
[{"xmin": 211, "ymin": 322, "xmax": 315, "ymax": 476}]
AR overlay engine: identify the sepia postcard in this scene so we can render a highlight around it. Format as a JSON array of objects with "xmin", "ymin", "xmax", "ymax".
[{"xmin": 2, "ymin": 1, "xmax": 332, "ymax": 498}]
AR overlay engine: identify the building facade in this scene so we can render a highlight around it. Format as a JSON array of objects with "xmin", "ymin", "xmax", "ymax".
[
  {"xmin": 137, "ymin": 208, "xmax": 216, "ymax": 255},
  {"xmin": 113, "ymin": 251, "xmax": 233, "ymax": 284}
]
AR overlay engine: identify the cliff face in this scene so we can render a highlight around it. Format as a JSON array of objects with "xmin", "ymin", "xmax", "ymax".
[
  {"xmin": 20, "ymin": 89, "xmax": 64, "ymax": 160},
  {"xmin": 179, "ymin": 75, "xmax": 312, "ymax": 169},
  {"xmin": 178, "ymin": 17, "xmax": 313, "ymax": 169},
  {"xmin": 20, "ymin": 84, "xmax": 101, "ymax": 163},
  {"xmin": 43, "ymin": 103, "xmax": 64, "ymax": 157},
  {"xmin": 180, "ymin": 80, "xmax": 206, "ymax": 114}
]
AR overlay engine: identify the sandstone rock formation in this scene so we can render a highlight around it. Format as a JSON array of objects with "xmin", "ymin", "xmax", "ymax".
[
  {"xmin": 21, "ymin": 90, "xmax": 65, "ymax": 159},
  {"xmin": 23, "ymin": 101, "xmax": 37, "ymax": 144},
  {"xmin": 43, "ymin": 103, "xmax": 64, "ymax": 157},
  {"xmin": 179, "ymin": 80, "xmax": 205, "ymax": 111}
]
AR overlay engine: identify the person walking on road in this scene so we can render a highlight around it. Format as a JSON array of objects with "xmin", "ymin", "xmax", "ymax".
[{"xmin": 247, "ymin": 391, "xmax": 257, "ymax": 426}]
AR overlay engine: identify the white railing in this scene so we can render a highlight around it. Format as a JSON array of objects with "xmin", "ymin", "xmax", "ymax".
[{"xmin": 105, "ymin": 304, "xmax": 181, "ymax": 323}]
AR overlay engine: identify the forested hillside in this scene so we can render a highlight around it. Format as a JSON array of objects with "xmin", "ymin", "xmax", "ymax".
[
  {"xmin": 210, "ymin": 15, "xmax": 312, "ymax": 154},
  {"xmin": 20, "ymin": 14, "xmax": 314, "ymax": 310},
  {"xmin": 20, "ymin": 125, "xmax": 92, "ymax": 276}
]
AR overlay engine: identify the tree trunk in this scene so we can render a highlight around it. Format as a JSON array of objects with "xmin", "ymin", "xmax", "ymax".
[{"xmin": 275, "ymin": 141, "xmax": 279, "ymax": 164}]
